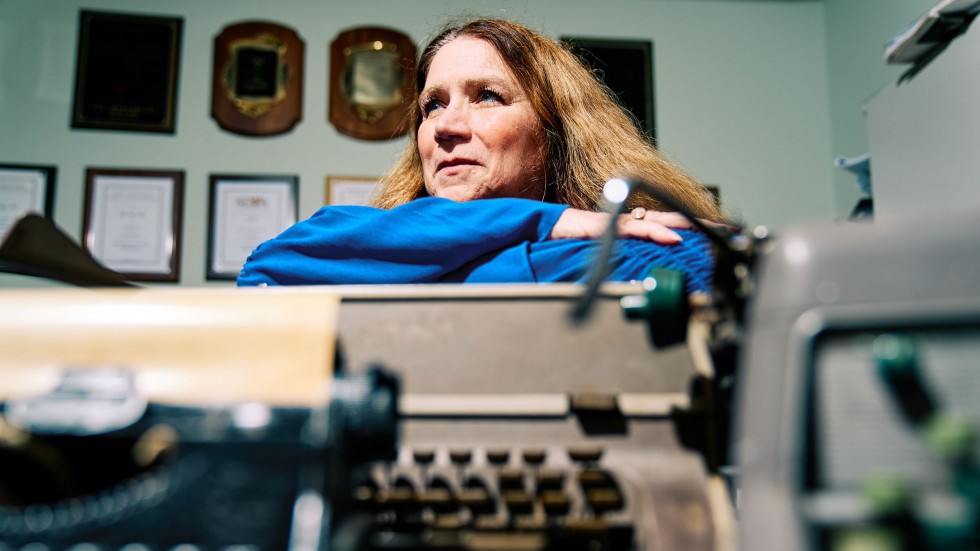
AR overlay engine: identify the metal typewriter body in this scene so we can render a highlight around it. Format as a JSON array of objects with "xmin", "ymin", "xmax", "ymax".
[
  {"xmin": 0, "ymin": 283, "xmax": 729, "ymax": 550},
  {"xmin": 333, "ymin": 284, "xmax": 728, "ymax": 551},
  {"xmin": 734, "ymin": 209, "xmax": 980, "ymax": 550}
]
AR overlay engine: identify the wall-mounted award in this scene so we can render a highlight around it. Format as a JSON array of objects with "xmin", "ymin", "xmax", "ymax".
[
  {"xmin": 211, "ymin": 21, "xmax": 304, "ymax": 137},
  {"xmin": 71, "ymin": 10, "xmax": 183, "ymax": 134},
  {"xmin": 329, "ymin": 27, "xmax": 416, "ymax": 141}
]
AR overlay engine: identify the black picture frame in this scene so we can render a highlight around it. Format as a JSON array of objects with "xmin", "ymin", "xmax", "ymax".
[
  {"xmin": 561, "ymin": 37, "xmax": 657, "ymax": 145},
  {"xmin": 71, "ymin": 10, "xmax": 183, "ymax": 134},
  {"xmin": 207, "ymin": 174, "xmax": 298, "ymax": 281},
  {"xmin": 0, "ymin": 163, "xmax": 57, "ymax": 238},
  {"xmin": 83, "ymin": 167, "xmax": 184, "ymax": 282}
]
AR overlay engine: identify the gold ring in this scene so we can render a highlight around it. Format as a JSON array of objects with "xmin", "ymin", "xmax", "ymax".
[{"xmin": 631, "ymin": 207, "xmax": 647, "ymax": 220}]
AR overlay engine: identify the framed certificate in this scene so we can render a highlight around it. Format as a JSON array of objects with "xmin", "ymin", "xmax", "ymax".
[
  {"xmin": 207, "ymin": 174, "xmax": 298, "ymax": 280},
  {"xmin": 0, "ymin": 163, "xmax": 56, "ymax": 239},
  {"xmin": 71, "ymin": 10, "xmax": 183, "ymax": 133},
  {"xmin": 326, "ymin": 175, "xmax": 380, "ymax": 206},
  {"xmin": 83, "ymin": 168, "xmax": 184, "ymax": 282}
]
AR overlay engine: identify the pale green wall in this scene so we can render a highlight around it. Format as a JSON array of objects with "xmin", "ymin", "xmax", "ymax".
[
  {"xmin": 823, "ymin": 0, "xmax": 939, "ymax": 216},
  {"xmin": 0, "ymin": 0, "xmax": 928, "ymax": 287}
]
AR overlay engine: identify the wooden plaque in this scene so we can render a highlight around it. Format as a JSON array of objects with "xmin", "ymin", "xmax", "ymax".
[
  {"xmin": 71, "ymin": 10, "xmax": 183, "ymax": 134},
  {"xmin": 211, "ymin": 21, "xmax": 304, "ymax": 137},
  {"xmin": 329, "ymin": 27, "xmax": 416, "ymax": 141}
]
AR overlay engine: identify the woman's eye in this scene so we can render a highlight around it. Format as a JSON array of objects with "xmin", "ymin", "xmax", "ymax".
[
  {"xmin": 421, "ymin": 99, "xmax": 443, "ymax": 116},
  {"xmin": 478, "ymin": 89, "xmax": 503, "ymax": 103}
]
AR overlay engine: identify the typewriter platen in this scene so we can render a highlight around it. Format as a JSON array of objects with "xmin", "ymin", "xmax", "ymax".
[{"xmin": 0, "ymin": 283, "xmax": 733, "ymax": 550}]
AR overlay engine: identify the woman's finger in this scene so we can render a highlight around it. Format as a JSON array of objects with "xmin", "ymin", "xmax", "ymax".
[
  {"xmin": 645, "ymin": 210, "xmax": 693, "ymax": 229},
  {"xmin": 637, "ymin": 209, "xmax": 738, "ymax": 232},
  {"xmin": 617, "ymin": 214, "xmax": 683, "ymax": 244}
]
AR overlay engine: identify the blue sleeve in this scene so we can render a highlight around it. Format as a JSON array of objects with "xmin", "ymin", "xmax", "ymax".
[
  {"xmin": 521, "ymin": 230, "xmax": 716, "ymax": 294},
  {"xmin": 450, "ymin": 228, "xmax": 715, "ymax": 294},
  {"xmin": 237, "ymin": 196, "xmax": 568, "ymax": 286}
]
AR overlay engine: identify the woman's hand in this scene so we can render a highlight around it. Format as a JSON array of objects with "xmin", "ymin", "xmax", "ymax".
[{"xmin": 550, "ymin": 208, "xmax": 699, "ymax": 245}]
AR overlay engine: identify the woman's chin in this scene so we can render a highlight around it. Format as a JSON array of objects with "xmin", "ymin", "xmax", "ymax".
[{"xmin": 433, "ymin": 187, "xmax": 486, "ymax": 202}]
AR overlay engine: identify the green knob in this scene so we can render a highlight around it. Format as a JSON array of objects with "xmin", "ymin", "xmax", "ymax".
[
  {"xmin": 621, "ymin": 268, "xmax": 688, "ymax": 348},
  {"xmin": 926, "ymin": 414, "xmax": 975, "ymax": 461},
  {"xmin": 873, "ymin": 333, "xmax": 919, "ymax": 377},
  {"xmin": 873, "ymin": 333, "xmax": 935, "ymax": 426},
  {"xmin": 833, "ymin": 527, "xmax": 902, "ymax": 551},
  {"xmin": 862, "ymin": 474, "xmax": 911, "ymax": 517}
]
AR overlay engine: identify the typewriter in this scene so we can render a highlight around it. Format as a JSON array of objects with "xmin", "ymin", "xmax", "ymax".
[
  {"xmin": 10, "ymin": 193, "xmax": 975, "ymax": 551},
  {"xmin": 0, "ymin": 211, "xmax": 738, "ymax": 550},
  {"xmin": 733, "ymin": 208, "xmax": 980, "ymax": 551},
  {"xmin": 0, "ymin": 281, "xmax": 736, "ymax": 551}
]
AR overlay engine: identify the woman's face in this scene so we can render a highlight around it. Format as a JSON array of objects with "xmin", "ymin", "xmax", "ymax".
[{"xmin": 417, "ymin": 37, "xmax": 547, "ymax": 202}]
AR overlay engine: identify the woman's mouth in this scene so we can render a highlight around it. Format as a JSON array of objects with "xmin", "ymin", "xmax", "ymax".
[{"xmin": 437, "ymin": 158, "xmax": 480, "ymax": 172}]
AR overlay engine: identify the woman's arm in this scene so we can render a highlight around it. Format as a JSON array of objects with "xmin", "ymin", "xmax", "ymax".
[{"xmin": 237, "ymin": 197, "xmax": 568, "ymax": 286}]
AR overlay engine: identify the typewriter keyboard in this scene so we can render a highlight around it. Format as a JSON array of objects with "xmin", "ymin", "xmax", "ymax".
[{"xmin": 353, "ymin": 446, "xmax": 637, "ymax": 550}]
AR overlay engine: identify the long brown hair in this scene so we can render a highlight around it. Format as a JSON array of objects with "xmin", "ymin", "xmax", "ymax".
[{"xmin": 371, "ymin": 17, "xmax": 725, "ymax": 222}]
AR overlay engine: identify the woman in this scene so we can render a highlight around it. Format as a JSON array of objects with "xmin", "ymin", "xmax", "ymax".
[{"xmin": 238, "ymin": 18, "xmax": 728, "ymax": 290}]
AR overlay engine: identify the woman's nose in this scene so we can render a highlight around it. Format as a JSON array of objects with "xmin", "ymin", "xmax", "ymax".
[{"xmin": 433, "ymin": 101, "xmax": 471, "ymax": 142}]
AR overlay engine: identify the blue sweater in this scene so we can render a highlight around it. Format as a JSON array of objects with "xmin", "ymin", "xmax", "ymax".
[{"xmin": 237, "ymin": 197, "xmax": 715, "ymax": 293}]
